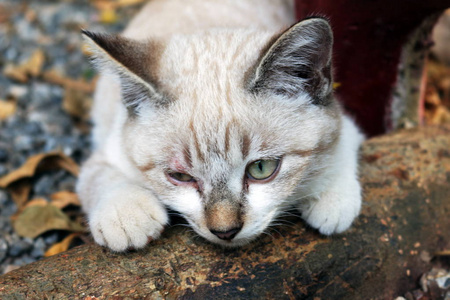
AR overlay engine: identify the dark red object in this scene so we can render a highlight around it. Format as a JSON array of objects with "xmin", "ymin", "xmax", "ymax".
[{"xmin": 296, "ymin": 0, "xmax": 449, "ymax": 136}]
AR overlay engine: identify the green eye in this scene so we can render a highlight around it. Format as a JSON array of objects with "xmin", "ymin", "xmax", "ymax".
[
  {"xmin": 246, "ymin": 159, "xmax": 280, "ymax": 180},
  {"xmin": 169, "ymin": 172, "xmax": 195, "ymax": 182}
]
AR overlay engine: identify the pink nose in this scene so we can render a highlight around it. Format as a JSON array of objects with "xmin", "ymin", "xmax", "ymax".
[{"xmin": 210, "ymin": 227, "xmax": 241, "ymax": 240}]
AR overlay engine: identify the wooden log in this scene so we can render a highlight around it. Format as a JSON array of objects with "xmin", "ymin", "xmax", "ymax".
[{"xmin": 0, "ymin": 125, "xmax": 449, "ymax": 299}]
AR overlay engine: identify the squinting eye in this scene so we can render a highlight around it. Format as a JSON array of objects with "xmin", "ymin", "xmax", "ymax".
[
  {"xmin": 246, "ymin": 159, "xmax": 280, "ymax": 180},
  {"xmin": 168, "ymin": 172, "xmax": 195, "ymax": 183}
]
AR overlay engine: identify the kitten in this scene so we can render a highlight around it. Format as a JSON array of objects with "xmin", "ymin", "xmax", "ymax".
[{"xmin": 77, "ymin": 0, "xmax": 364, "ymax": 251}]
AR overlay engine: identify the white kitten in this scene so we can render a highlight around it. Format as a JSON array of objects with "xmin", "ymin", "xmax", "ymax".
[{"xmin": 76, "ymin": 0, "xmax": 364, "ymax": 251}]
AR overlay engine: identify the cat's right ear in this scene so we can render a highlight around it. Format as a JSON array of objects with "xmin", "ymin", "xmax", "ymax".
[
  {"xmin": 81, "ymin": 30, "xmax": 167, "ymax": 114},
  {"xmin": 248, "ymin": 17, "xmax": 334, "ymax": 106}
]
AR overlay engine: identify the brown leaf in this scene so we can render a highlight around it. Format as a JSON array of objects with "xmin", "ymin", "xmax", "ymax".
[
  {"xmin": 23, "ymin": 198, "xmax": 48, "ymax": 209},
  {"xmin": 44, "ymin": 233, "xmax": 82, "ymax": 257},
  {"xmin": 62, "ymin": 88, "xmax": 92, "ymax": 119},
  {"xmin": 13, "ymin": 204, "xmax": 85, "ymax": 238},
  {"xmin": 3, "ymin": 64, "xmax": 28, "ymax": 83},
  {"xmin": 42, "ymin": 69, "xmax": 97, "ymax": 94},
  {"xmin": 3, "ymin": 49, "xmax": 45, "ymax": 82},
  {"xmin": 0, "ymin": 99, "xmax": 17, "ymax": 120},
  {"xmin": 50, "ymin": 191, "xmax": 81, "ymax": 209},
  {"xmin": 23, "ymin": 49, "xmax": 45, "ymax": 77},
  {"xmin": 0, "ymin": 152, "xmax": 79, "ymax": 210}
]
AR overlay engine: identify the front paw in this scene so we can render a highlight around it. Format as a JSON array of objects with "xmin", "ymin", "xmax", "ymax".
[
  {"xmin": 302, "ymin": 187, "xmax": 361, "ymax": 235},
  {"xmin": 88, "ymin": 186, "xmax": 168, "ymax": 251}
]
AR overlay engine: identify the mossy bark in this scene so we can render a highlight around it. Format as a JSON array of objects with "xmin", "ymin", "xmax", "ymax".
[{"xmin": 0, "ymin": 126, "xmax": 449, "ymax": 299}]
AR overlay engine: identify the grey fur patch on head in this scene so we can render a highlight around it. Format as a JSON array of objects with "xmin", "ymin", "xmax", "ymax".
[
  {"xmin": 249, "ymin": 17, "xmax": 334, "ymax": 105},
  {"xmin": 81, "ymin": 30, "xmax": 168, "ymax": 114}
]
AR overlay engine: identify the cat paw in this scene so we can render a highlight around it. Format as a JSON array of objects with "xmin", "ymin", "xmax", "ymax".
[
  {"xmin": 302, "ymin": 188, "xmax": 361, "ymax": 235},
  {"xmin": 88, "ymin": 186, "xmax": 168, "ymax": 252}
]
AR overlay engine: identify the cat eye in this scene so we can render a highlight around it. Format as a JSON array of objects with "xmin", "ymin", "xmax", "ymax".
[
  {"xmin": 246, "ymin": 159, "xmax": 280, "ymax": 181},
  {"xmin": 168, "ymin": 172, "xmax": 195, "ymax": 183}
]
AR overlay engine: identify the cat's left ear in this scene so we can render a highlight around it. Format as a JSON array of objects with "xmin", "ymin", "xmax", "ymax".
[{"xmin": 249, "ymin": 17, "xmax": 333, "ymax": 105}]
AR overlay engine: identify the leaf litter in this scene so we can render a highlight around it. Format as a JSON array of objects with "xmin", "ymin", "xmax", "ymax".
[{"xmin": 0, "ymin": 152, "xmax": 86, "ymax": 255}]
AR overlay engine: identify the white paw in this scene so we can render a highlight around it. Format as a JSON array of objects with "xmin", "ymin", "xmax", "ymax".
[
  {"xmin": 302, "ymin": 187, "xmax": 361, "ymax": 235},
  {"xmin": 88, "ymin": 186, "xmax": 168, "ymax": 252}
]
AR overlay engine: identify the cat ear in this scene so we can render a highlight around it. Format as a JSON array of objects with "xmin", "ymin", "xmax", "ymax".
[
  {"xmin": 81, "ymin": 30, "xmax": 167, "ymax": 113},
  {"xmin": 249, "ymin": 17, "xmax": 334, "ymax": 105}
]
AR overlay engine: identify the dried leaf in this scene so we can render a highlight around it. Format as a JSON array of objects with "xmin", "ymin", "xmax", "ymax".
[
  {"xmin": 50, "ymin": 191, "xmax": 81, "ymax": 209},
  {"xmin": 13, "ymin": 204, "xmax": 85, "ymax": 238},
  {"xmin": 23, "ymin": 198, "xmax": 48, "ymax": 209},
  {"xmin": 100, "ymin": 6, "xmax": 118, "ymax": 24},
  {"xmin": 62, "ymin": 88, "xmax": 92, "ymax": 119},
  {"xmin": 3, "ymin": 64, "xmax": 28, "ymax": 83},
  {"xmin": 0, "ymin": 99, "xmax": 17, "ymax": 120},
  {"xmin": 0, "ymin": 151, "xmax": 79, "ymax": 187},
  {"xmin": 0, "ymin": 152, "xmax": 79, "ymax": 210},
  {"xmin": 42, "ymin": 69, "xmax": 97, "ymax": 94},
  {"xmin": 23, "ymin": 49, "xmax": 45, "ymax": 77},
  {"xmin": 44, "ymin": 233, "xmax": 82, "ymax": 257},
  {"xmin": 3, "ymin": 49, "xmax": 45, "ymax": 82}
]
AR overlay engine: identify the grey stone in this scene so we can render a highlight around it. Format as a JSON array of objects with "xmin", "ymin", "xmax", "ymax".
[
  {"xmin": 33, "ymin": 176, "xmax": 53, "ymax": 196},
  {"xmin": 30, "ymin": 237, "xmax": 46, "ymax": 258},
  {"xmin": 14, "ymin": 135, "xmax": 33, "ymax": 151},
  {"xmin": 0, "ymin": 239, "xmax": 9, "ymax": 263},
  {"xmin": 0, "ymin": 148, "xmax": 9, "ymax": 162},
  {"xmin": 8, "ymin": 239, "xmax": 33, "ymax": 257}
]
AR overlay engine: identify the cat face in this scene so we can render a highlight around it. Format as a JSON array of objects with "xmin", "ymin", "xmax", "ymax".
[
  {"xmin": 126, "ymin": 93, "xmax": 339, "ymax": 246},
  {"xmin": 83, "ymin": 18, "xmax": 340, "ymax": 246}
]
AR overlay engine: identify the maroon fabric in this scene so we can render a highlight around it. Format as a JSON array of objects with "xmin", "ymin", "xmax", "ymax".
[{"xmin": 296, "ymin": 0, "xmax": 448, "ymax": 136}]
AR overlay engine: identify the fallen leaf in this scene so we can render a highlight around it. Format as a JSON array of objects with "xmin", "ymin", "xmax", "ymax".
[
  {"xmin": 3, "ymin": 64, "xmax": 28, "ymax": 82},
  {"xmin": 7, "ymin": 181, "xmax": 32, "ymax": 212},
  {"xmin": 3, "ymin": 49, "xmax": 45, "ymax": 82},
  {"xmin": 13, "ymin": 204, "xmax": 85, "ymax": 238},
  {"xmin": 50, "ymin": 191, "xmax": 81, "ymax": 209},
  {"xmin": 0, "ymin": 99, "xmax": 17, "ymax": 120},
  {"xmin": 23, "ymin": 197, "xmax": 48, "ymax": 209},
  {"xmin": 44, "ymin": 233, "xmax": 82, "ymax": 257},
  {"xmin": 42, "ymin": 69, "xmax": 97, "ymax": 94},
  {"xmin": 23, "ymin": 49, "xmax": 45, "ymax": 77},
  {"xmin": 0, "ymin": 152, "xmax": 79, "ymax": 210},
  {"xmin": 100, "ymin": 6, "xmax": 118, "ymax": 24},
  {"xmin": 62, "ymin": 88, "xmax": 92, "ymax": 119}
]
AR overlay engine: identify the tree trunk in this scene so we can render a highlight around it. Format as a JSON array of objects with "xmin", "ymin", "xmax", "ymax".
[{"xmin": 0, "ymin": 125, "xmax": 449, "ymax": 299}]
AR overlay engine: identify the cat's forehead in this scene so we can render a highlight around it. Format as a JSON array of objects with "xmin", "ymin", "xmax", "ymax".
[{"xmin": 157, "ymin": 29, "xmax": 274, "ymax": 97}]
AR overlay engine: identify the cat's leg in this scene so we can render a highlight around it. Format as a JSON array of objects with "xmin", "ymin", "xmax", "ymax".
[
  {"xmin": 299, "ymin": 116, "xmax": 364, "ymax": 235},
  {"xmin": 76, "ymin": 152, "xmax": 168, "ymax": 251}
]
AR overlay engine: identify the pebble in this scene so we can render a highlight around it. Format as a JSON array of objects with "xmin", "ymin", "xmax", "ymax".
[
  {"xmin": 8, "ymin": 239, "xmax": 33, "ymax": 257},
  {"xmin": 0, "ymin": 148, "xmax": 9, "ymax": 162},
  {"xmin": 0, "ymin": 239, "xmax": 8, "ymax": 263},
  {"xmin": 0, "ymin": 165, "xmax": 7, "ymax": 176},
  {"xmin": 43, "ymin": 232, "xmax": 59, "ymax": 246},
  {"xmin": 33, "ymin": 175, "xmax": 55, "ymax": 196},
  {"xmin": 14, "ymin": 135, "xmax": 34, "ymax": 151},
  {"xmin": 30, "ymin": 237, "xmax": 46, "ymax": 258}
]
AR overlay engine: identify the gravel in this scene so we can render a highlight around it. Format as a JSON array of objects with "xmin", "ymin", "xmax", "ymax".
[{"xmin": 0, "ymin": 0, "xmax": 144, "ymax": 274}]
